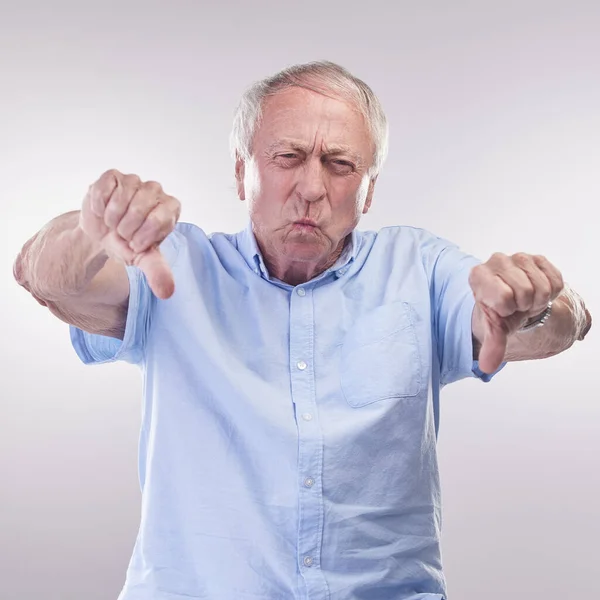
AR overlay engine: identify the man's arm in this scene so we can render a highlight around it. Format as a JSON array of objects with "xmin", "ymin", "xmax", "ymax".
[
  {"xmin": 472, "ymin": 283, "xmax": 592, "ymax": 363},
  {"xmin": 13, "ymin": 210, "xmax": 131, "ymax": 339},
  {"xmin": 14, "ymin": 170, "xmax": 180, "ymax": 340}
]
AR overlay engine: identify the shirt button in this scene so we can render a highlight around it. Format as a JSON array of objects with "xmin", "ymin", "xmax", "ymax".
[
  {"xmin": 297, "ymin": 360, "xmax": 307, "ymax": 371},
  {"xmin": 301, "ymin": 413, "xmax": 313, "ymax": 421},
  {"xmin": 303, "ymin": 556, "xmax": 314, "ymax": 567},
  {"xmin": 304, "ymin": 477, "xmax": 315, "ymax": 488},
  {"xmin": 296, "ymin": 287, "xmax": 306, "ymax": 296}
]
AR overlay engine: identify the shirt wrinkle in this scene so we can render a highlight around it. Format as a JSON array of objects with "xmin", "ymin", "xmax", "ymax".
[{"xmin": 69, "ymin": 220, "xmax": 506, "ymax": 600}]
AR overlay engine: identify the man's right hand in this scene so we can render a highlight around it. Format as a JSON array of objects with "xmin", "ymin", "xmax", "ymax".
[{"xmin": 79, "ymin": 169, "xmax": 181, "ymax": 300}]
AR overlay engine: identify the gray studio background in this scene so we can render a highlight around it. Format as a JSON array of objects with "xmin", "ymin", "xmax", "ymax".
[{"xmin": 2, "ymin": 1, "xmax": 598, "ymax": 599}]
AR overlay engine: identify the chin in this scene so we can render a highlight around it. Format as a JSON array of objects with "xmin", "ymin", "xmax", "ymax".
[{"xmin": 283, "ymin": 240, "xmax": 326, "ymax": 262}]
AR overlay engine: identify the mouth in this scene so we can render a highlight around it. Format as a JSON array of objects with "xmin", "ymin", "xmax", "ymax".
[{"xmin": 292, "ymin": 219, "xmax": 319, "ymax": 228}]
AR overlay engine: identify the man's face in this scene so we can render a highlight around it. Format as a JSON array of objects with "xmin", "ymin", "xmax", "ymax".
[{"xmin": 235, "ymin": 86, "xmax": 377, "ymax": 267}]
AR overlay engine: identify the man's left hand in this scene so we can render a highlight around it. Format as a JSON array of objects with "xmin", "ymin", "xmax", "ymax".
[{"xmin": 469, "ymin": 252, "xmax": 565, "ymax": 374}]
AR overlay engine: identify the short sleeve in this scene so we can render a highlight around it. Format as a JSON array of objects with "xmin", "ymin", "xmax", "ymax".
[
  {"xmin": 69, "ymin": 264, "xmax": 152, "ymax": 366},
  {"xmin": 423, "ymin": 233, "xmax": 507, "ymax": 386}
]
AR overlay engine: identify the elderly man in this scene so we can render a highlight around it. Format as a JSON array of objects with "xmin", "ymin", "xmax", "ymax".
[{"xmin": 14, "ymin": 61, "xmax": 592, "ymax": 600}]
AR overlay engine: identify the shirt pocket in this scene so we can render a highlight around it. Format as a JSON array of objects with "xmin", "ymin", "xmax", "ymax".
[{"xmin": 339, "ymin": 301, "xmax": 423, "ymax": 408}]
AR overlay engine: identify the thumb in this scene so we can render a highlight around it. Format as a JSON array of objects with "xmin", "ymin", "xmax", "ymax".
[
  {"xmin": 134, "ymin": 246, "xmax": 175, "ymax": 300},
  {"xmin": 477, "ymin": 311, "xmax": 509, "ymax": 375}
]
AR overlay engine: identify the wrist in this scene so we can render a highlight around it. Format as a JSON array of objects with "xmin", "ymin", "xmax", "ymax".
[
  {"xmin": 559, "ymin": 284, "xmax": 591, "ymax": 342},
  {"xmin": 518, "ymin": 301, "xmax": 553, "ymax": 333}
]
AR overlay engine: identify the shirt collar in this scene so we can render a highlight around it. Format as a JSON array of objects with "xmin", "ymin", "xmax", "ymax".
[
  {"xmin": 236, "ymin": 221, "xmax": 267, "ymax": 277},
  {"xmin": 236, "ymin": 220, "xmax": 360, "ymax": 282}
]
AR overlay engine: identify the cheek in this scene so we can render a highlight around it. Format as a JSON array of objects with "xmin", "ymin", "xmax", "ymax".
[
  {"xmin": 248, "ymin": 161, "xmax": 293, "ymax": 203},
  {"xmin": 250, "ymin": 169, "xmax": 297, "ymax": 214},
  {"xmin": 331, "ymin": 176, "xmax": 370, "ymax": 215}
]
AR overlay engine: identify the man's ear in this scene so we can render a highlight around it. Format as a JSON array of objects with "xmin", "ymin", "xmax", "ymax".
[
  {"xmin": 362, "ymin": 176, "xmax": 378, "ymax": 214},
  {"xmin": 235, "ymin": 156, "xmax": 246, "ymax": 201}
]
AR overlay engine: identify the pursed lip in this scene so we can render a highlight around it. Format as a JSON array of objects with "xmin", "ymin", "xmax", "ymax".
[{"xmin": 293, "ymin": 218, "xmax": 319, "ymax": 227}]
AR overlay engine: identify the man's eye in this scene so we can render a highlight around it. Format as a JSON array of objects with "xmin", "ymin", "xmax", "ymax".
[
  {"xmin": 280, "ymin": 154, "xmax": 298, "ymax": 159},
  {"xmin": 332, "ymin": 160, "xmax": 354, "ymax": 171}
]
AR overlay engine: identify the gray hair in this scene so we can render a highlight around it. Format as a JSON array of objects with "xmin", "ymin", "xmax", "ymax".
[{"xmin": 229, "ymin": 60, "xmax": 389, "ymax": 178}]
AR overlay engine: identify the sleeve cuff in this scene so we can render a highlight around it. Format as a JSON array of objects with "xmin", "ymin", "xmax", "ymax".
[
  {"xmin": 471, "ymin": 359, "xmax": 507, "ymax": 382},
  {"xmin": 69, "ymin": 265, "xmax": 145, "ymax": 365},
  {"xmin": 441, "ymin": 291, "xmax": 508, "ymax": 384}
]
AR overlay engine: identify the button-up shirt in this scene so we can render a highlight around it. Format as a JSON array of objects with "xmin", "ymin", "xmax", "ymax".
[{"xmin": 70, "ymin": 221, "xmax": 505, "ymax": 600}]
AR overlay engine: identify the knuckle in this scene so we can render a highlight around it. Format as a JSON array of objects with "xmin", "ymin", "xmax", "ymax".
[
  {"xmin": 101, "ymin": 168, "xmax": 121, "ymax": 179},
  {"xmin": 521, "ymin": 284, "xmax": 535, "ymax": 299},
  {"xmin": 540, "ymin": 282, "xmax": 552, "ymax": 299},
  {"xmin": 144, "ymin": 180, "xmax": 163, "ymax": 193},
  {"xmin": 172, "ymin": 199, "xmax": 182, "ymax": 220},
  {"xmin": 115, "ymin": 223, "xmax": 129, "ymax": 239},
  {"xmin": 97, "ymin": 169, "xmax": 122, "ymax": 189},
  {"xmin": 161, "ymin": 195, "xmax": 181, "ymax": 221},
  {"xmin": 487, "ymin": 253, "xmax": 509, "ymax": 270},
  {"xmin": 128, "ymin": 203, "xmax": 147, "ymax": 218},
  {"xmin": 500, "ymin": 289, "xmax": 513, "ymax": 304},
  {"xmin": 469, "ymin": 264, "xmax": 483, "ymax": 280},
  {"xmin": 104, "ymin": 199, "xmax": 122, "ymax": 214},
  {"xmin": 498, "ymin": 288, "xmax": 515, "ymax": 306},
  {"xmin": 468, "ymin": 271, "xmax": 477, "ymax": 288},
  {"xmin": 103, "ymin": 205, "xmax": 118, "ymax": 219},
  {"xmin": 144, "ymin": 213, "xmax": 162, "ymax": 231},
  {"xmin": 92, "ymin": 170, "xmax": 119, "ymax": 200},
  {"xmin": 122, "ymin": 173, "xmax": 141, "ymax": 186},
  {"xmin": 512, "ymin": 252, "xmax": 531, "ymax": 264}
]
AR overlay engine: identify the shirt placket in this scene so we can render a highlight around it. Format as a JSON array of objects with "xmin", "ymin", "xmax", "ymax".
[{"xmin": 289, "ymin": 283, "xmax": 329, "ymax": 600}]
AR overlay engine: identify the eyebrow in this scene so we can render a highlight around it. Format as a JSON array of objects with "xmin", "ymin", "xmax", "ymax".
[{"xmin": 266, "ymin": 140, "xmax": 362, "ymax": 163}]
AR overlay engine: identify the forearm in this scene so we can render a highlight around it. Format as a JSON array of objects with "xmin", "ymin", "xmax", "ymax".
[
  {"xmin": 13, "ymin": 211, "xmax": 110, "ymax": 300},
  {"xmin": 473, "ymin": 285, "xmax": 592, "ymax": 362},
  {"xmin": 506, "ymin": 287, "xmax": 589, "ymax": 360}
]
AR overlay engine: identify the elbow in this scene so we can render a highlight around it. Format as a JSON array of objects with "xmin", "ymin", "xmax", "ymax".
[
  {"xmin": 13, "ymin": 233, "xmax": 38, "ymax": 290},
  {"xmin": 12, "ymin": 251, "xmax": 26, "ymax": 287},
  {"xmin": 13, "ymin": 249, "xmax": 36, "ymax": 294},
  {"xmin": 13, "ymin": 242, "xmax": 49, "ymax": 306}
]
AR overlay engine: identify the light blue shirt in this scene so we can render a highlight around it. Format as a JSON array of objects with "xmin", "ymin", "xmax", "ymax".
[{"xmin": 70, "ymin": 221, "xmax": 505, "ymax": 600}]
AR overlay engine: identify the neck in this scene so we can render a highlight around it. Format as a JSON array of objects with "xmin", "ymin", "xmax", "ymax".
[{"xmin": 258, "ymin": 236, "xmax": 349, "ymax": 286}]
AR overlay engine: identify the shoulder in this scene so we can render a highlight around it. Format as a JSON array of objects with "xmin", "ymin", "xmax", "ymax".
[
  {"xmin": 158, "ymin": 222, "xmax": 247, "ymax": 274},
  {"xmin": 158, "ymin": 222, "xmax": 230, "ymax": 260},
  {"xmin": 356, "ymin": 225, "xmax": 479, "ymax": 279},
  {"xmin": 358, "ymin": 224, "xmax": 458, "ymax": 255},
  {"xmin": 168, "ymin": 222, "xmax": 239, "ymax": 247}
]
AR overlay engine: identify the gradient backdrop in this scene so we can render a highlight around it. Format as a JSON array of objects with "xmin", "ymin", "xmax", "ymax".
[{"xmin": 2, "ymin": 1, "xmax": 599, "ymax": 599}]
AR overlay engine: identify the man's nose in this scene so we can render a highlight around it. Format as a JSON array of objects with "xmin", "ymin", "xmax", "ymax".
[{"xmin": 295, "ymin": 158, "xmax": 326, "ymax": 203}]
